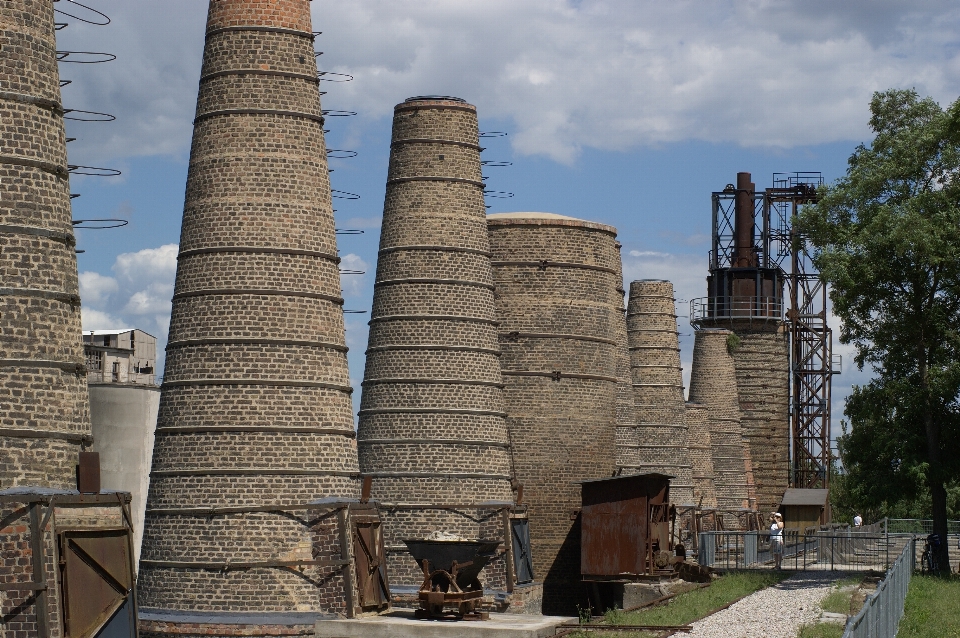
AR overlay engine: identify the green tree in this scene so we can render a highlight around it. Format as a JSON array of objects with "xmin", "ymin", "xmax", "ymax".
[{"xmin": 798, "ymin": 89, "xmax": 960, "ymax": 573}]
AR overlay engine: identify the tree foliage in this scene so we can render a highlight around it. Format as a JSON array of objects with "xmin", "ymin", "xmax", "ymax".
[{"xmin": 798, "ymin": 89, "xmax": 960, "ymax": 570}]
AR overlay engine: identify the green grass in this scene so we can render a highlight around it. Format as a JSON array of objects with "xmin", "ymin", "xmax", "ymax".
[
  {"xmin": 600, "ymin": 571, "xmax": 791, "ymax": 628},
  {"xmin": 897, "ymin": 574, "xmax": 960, "ymax": 638},
  {"xmin": 797, "ymin": 623, "xmax": 844, "ymax": 638},
  {"xmin": 820, "ymin": 576, "xmax": 863, "ymax": 614}
]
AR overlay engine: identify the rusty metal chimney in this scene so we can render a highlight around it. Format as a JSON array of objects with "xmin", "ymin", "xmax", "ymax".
[
  {"xmin": 733, "ymin": 172, "xmax": 756, "ymax": 268},
  {"xmin": 138, "ymin": 0, "xmax": 362, "ymax": 629},
  {"xmin": 0, "ymin": 0, "xmax": 92, "ymax": 489}
]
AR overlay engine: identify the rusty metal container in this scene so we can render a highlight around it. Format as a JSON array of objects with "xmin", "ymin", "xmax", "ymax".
[{"xmin": 579, "ymin": 473, "xmax": 672, "ymax": 578}]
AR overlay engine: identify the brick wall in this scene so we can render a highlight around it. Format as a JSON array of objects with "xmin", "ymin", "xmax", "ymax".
[
  {"xmin": 612, "ymin": 244, "xmax": 639, "ymax": 474},
  {"xmin": 139, "ymin": 0, "xmax": 360, "ymax": 619},
  {"xmin": 488, "ymin": 213, "xmax": 620, "ymax": 615},
  {"xmin": 626, "ymin": 281, "xmax": 695, "ymax": 505},
  {"xmin": 356, "ymin": 97, "xmax": 514, "ymax": 589},
  {"xmin": 0, "ymin": 0, "xmax": 91, "ymax": 489},
  {"xmin": 687, "ymin": 329, "xmax": 753, "ymax": 522},
  {"xmin": 685, "ymin": 403, "xmax": 717, "ymax": 509}
]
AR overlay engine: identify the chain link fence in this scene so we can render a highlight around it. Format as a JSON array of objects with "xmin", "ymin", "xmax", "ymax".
[{"xmin": 842, "ymin": 537, "xmax": 915, "ymax": 638}]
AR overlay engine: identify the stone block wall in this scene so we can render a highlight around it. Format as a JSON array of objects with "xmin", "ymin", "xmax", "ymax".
[
  {"xmin": 0, "ymin": 0, "xmax": 91, "ymax": 489},
  {"xmin": 687, "ymin": 329, "xmax": 753, "ymax": 522},
  {"xmin": 626, "ymin": 281, "xmax": 694, "ymax": 505},
  {"xmin": 488, "ymin": 212, "xmax": 620, "ymax": 615},
  {"xmin": 138, "ymin": 0, "xmax": 361, "ymax": 623},
  {"xmin": 356, "ymin": 97, "xmax": 515, "ymax": 588}
]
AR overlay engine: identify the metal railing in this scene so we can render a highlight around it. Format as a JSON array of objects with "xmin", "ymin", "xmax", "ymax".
[
  {"xmin": 690, "ymin": 296, "xmax": 784, "ymax": 323},
  {"xmin": 842, "ymin": 537, "xmax": 915, "ymax": 638},
  {"xmin": 886, "ymin": 518, "xmax": 960, "ymax": 535},
  {"xmin": 697, "ymin": 531, "xmax": 892, "ymax": 571}
]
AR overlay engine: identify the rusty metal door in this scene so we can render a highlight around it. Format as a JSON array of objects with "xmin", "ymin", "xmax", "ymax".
[
  {"xmin": 59, "ymin": 529, "xmax": 135, "ymax": 638},
  {"xmin": 511, "ymin": 517, "xmax": 534, "ymax": 583},
  {"xmin": 352, "ymin": 519, "xmax": 389, "ymax": 612}
]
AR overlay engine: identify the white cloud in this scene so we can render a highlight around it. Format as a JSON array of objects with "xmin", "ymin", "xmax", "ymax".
[
  {"xmin": 78, "ymin": 271, "xmax": 119, "ymax": 306},
  {"xmin": 112, "ymin": 244, "xmax": 178, "ymax": 287},
  {"xmin": 56, "ymin": 1, "xmax": 960, "ymax": 165},
  {"xmin": 340, "ymin": 253, "xmax": 369, "ymax": 297},
  {"xmin": 123, "ymin": 282, "xmax": 174, "ymax": 316},
  {"xmin": 80, "ymin": 245, "xmax": 180, "ymax": 368},
  {"xmin": 80, "ymin": 307, "xmax": 125, "ymax": 332}
]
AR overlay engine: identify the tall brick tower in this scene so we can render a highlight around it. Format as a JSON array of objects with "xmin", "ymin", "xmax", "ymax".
[
  {"xmin": 626, "ymin": 280, "xmax": 695, "ymax": 506},
  {"xmin": 688, "ymin": 329, "xmax": 753, "ymax": 522},
  {"xmin": 138, "ymin": 0, "xmax": 361, "ymax": 626},
  {"xmin": 685, "ymin": 403, "xmax": 718, "ymax": 511},
  {"xmin": 613, "ymin": 243, "xmax": 640, "ymax": 474},
  {"xmin": 0, "ymin": 0, "xmax": 90, "ymax": 488},
  {"xmin": 356, "ymin": 97, "xmax": 515, "ymax": 589},
  {"xmin": 488, "ymin": 212, "xmax": 619, "ymax": 615}
]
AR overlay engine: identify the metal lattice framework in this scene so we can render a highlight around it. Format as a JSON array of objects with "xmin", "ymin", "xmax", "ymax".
[
  {"xmin": 696, "ymin": 172, "xmax": 837, "ymax": 491},
  {"xmin": 766, "ymin": 173, "xmax": 839, "ymax": 489}
]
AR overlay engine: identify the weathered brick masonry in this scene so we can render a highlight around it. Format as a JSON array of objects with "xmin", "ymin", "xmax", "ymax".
[
  {"xmin": 612, "ymin": 244, "xmax": 639, "ymax": 474},
  {"xmin": 356, "ymin": 98, "xmax": 516, "ymax": 590},
  {"xmin": 488, "ymin": 212, "xmax": 619, "ymax": 615},
  {"xmin": 725, "ymin": 322, "xmax": 790, "ymax": 515},
  {"xmin": 138, "ymin": 0, "xmax": 361, "ymax": 630},
  {"xmin": 685, "ymin": 403, "xmax": 717, "ymax": 510},
  {"xmin": 625, "ymin": 281, "xmax": 695, "ymax": 506},
  {"xmin": 687, "ymin": 329, "xmax": 753, "ymax": 523},
  {"xmin": 0, "ymin": 0, "xmax": 91, "ymax": 490}
]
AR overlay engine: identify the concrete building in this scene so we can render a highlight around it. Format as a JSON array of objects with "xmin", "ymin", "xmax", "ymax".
[
  {"xmin": 84, "ymin": 329, "xmax": 157, "ymax": 385},
  {"xmin": 488, "ymin": 212, "xmax": 620, "ymax": 615},
  {"xmin": 138, "ymin": 1, "xmax": 366, "ymax": 631},
  {"xmin": 625, "ymin": 281, "xmax": 695, "ymax": 506},
  {"xmin": 0, "ymin": 0, "xmax": 91, "ymax": 490},
  {"xmin": 356, "ymin": 97, "xmax": 521, "ymax": 603},
  {"xmin": 687, "ymin": 328, "xmax": 754, "ymax": 526},
  {"xmin": 85, "ymin": 329, "xmax": 160, "ymax": 568}
]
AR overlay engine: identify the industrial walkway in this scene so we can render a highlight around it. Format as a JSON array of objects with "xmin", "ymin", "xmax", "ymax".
[{"xmin": 685, "ymin": 571, "xmax": 845, "ymax": 638}]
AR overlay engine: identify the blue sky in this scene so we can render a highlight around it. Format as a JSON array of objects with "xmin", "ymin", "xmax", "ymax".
[{"xmin": 59, "ymin": 1, "xmax": 960, "ymax": 441}]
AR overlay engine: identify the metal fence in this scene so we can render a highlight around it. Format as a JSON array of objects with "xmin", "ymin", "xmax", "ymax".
[
  {"xmin": 697, "ymin": 531, "xmax": 892, "ymax": 571},
  {"xmin": 842, "ymin": 537, "xmax": 915, "ymax": 638},
  {"xmin": 886, "ymin": 518, "xmax": 960, "ymax": 535}
]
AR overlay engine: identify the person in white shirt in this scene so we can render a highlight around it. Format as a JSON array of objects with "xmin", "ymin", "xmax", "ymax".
[
  {"xmin": 853, "ymin": 514, "xmax": 863, "ymax": 528},
  {"xmin": 770, "ymin": 512, "xmax": 785, "ymax": 569}
]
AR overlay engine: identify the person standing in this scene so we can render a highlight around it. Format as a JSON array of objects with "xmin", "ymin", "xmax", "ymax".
[
  {"xmin": 770, "ymin": 512, "xmax": 785, "ymax": 569},
  {"xmin": 853, "ymin": 513, "xmax": 863, "ymax": 528}
]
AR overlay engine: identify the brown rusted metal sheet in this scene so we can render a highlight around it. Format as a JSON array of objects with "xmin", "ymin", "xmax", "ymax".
[
  {"xmin": 60, "ymin": 528, "xmax": 133, "ymax": 638},
  {"xmin": 77, "ymin": 452, "xmax": 101, "ymax": 494},
  {"xmin": 580, "ymin": 473, "xmax": 672, "ymax": 578}
]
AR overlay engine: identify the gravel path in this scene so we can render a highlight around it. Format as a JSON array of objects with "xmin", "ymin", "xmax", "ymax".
[{"xmin": 685, "ymin": 571, "xmax": 847, "ymax": 638}]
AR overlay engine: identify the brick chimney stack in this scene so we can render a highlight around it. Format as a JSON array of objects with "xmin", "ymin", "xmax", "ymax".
[
  {"xmin": 626, "ymin": 280, "xmax": 695, "ymax": 506},
  {"xmin": 688, "ymin": 328, "xmax": 753, "ymax": 519},
  {"xmin": 138, "ymin": 0, "xmax": 361, "ymax": 625},
  {"xmin": 0, "ymin": 0, "xmax": 92, "ymax": 488},
  {"xmin": 356, "ymin": 97, "xmax": 515, "ymax": 589}
]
